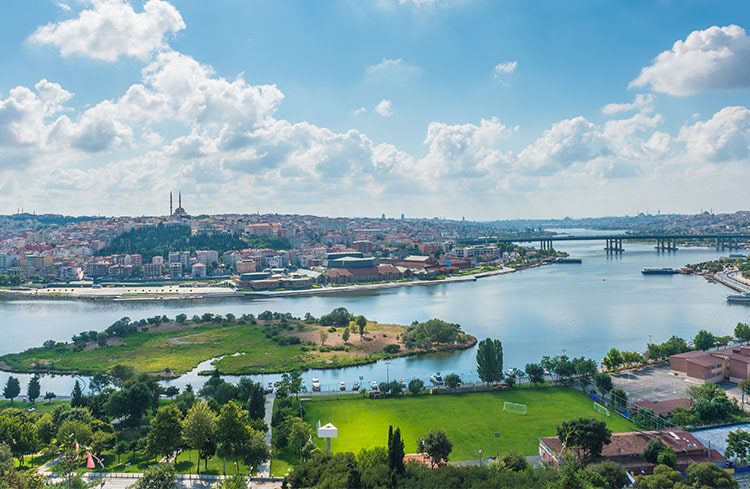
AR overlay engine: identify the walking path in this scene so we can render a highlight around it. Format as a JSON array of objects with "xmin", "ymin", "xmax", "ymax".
[{"xmin": 257, "ymin": 393, "xmax": 275, "ymax": 477}]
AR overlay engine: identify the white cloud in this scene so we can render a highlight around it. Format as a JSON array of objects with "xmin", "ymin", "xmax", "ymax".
[
  {"xmin": 493, "ymin": 61, "xmax": 518, "ymax": 77},
  {"xmin": 55, "ymin": 2, "xmax": 71, "ymax": 11},
  {"xmin": 517, "ymin": 116, "xmax": 603, "ymax": 174},
  {"xmin": 374, "ymin": 99, "xmax": 393, "ymax": 117},
  {"xmin": 630, "ymin": 25, "xmax": 750, "ymax": 96},
  {"xmin": 677, "ymin": 106, "xmax": 750, "ymax": 161},
  {"xmin": 365, "ymin": 58, "xmax": 421, "ymax": 83},
  {"xmin": 351, "ymin": 107, "xmax": 367, "ymax": 116},
  {"xmin": 29, "ymin": 0, "xmax": 185, "ymax": 62},
  {"xmin": 602, "ymin": 94, "xmax": 655, "ymax": 115}
]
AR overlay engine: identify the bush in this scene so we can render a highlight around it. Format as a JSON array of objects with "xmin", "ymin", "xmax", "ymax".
[{"xmin": 383, "ymin": 344, "xmax": 400, "ymax": 354}]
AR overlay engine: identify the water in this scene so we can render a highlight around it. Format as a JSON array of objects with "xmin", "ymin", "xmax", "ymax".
[{"xmin": 0, "ymin": 238, "xmax": 748, "ymax": 396}]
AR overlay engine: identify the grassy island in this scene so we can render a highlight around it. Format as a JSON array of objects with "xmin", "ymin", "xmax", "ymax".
[{"xmin": 0, "ymin": 309, "xmax": 475, "ymax": 377}]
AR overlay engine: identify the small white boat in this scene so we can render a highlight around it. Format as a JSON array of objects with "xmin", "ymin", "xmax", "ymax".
[
  {"xmin": 430, "ymin": 372, "xmax": 444, "ymax": 385},
  {"xmin": 339, "ymin": 381, "xmax": 346, "ymax": 391},
  {"xmin": 370, "ymin": 380, "xmax": 378, "ymax": 390},
  {"xmin": 352, "ymin": 381, "xmax": 361, "ymax": 391},
  {"xmin": 311, "ymin": 377, "xmax": 321, "ymax": 392}
]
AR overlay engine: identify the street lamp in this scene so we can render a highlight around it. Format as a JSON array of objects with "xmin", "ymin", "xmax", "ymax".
[
  {"xmin": 494, "ymin": 432, "xmax": 501, "ymax": 459},
  {"xmin": 479, "ymin": 448, "xmax": 483, "ymax": 466},
  {"xmin": 385, "ymin": 360, "xmax": 391, "ymax": 385}
]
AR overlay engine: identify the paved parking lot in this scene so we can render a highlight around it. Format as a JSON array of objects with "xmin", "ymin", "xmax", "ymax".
[
  {"xmin": 612, "ymin": 364, "xmax": 747, "ymax": 406},
  {"xmin": 612, "ymin": 365, "xmax": 699, "ymax": 403}
]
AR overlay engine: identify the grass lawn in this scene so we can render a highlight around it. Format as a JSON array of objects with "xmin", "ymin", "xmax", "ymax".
[
  {"xmin": 0, "ymin": 400, "xmax": 68, "ymax": 413},
  {"xmin": 0, "ymin": 317, "xmax": 448, "ymax": 376},
  {"xmin": 299, "ymin": 386, "xmax": 633, "ymax": 461},
  {"xmin": 88, "ymin": 448, "xmax": 254, "ymax": 475}
]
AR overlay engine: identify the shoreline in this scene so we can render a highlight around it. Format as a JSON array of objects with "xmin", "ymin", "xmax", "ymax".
[{"xmin": 0, "ymin": 266, "xmax": 519, "ymax": 302}]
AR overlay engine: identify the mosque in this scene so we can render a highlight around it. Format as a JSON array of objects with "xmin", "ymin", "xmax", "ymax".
[{"xmin": 169, "ymin": 191, "xmax": 189, "ymax": 218}]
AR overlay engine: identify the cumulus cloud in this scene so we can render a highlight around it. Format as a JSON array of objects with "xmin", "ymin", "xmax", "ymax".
[
  {"xmin": 517, "ymin": 117, "xmax": 603, "ymax": 174},
  {"xmin": 29, "ymin": 0, "xmax": 185, "ymax": 62},
  {"xmin": 630, "ymin": 25, "xmax": 750, "ymax": 96},
  {"xmin": 365, "ymin": 58, "xmax": 421, "ymax": 83},
  {"xmin": 374, "ymin": 99, "xmax": 393, "ymax": 117},
  {"xmin": 677, "ymin": 106, "xmax": 750, "ymax": 161}
]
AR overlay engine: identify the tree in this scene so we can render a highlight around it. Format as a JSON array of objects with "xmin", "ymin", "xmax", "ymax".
[
  {"xmin": 70, "ymin": 380, "xmax": 84, "ymax": 407},
  {"xmin": 726, "ymin": 429, "xmax": 750, "ymax": 465},
  {"xmin": 694, "ymin": 329, "xmax": 716, "ymax": 351},
  {"xmin": 2, "ymin": 377, "xmax": 20, "ymax": 404},
  {"xmin": 556, "ymin": 418, "xmax": 612, "ymax": 464},
  {"xmin": 443, "ymin": 373, "xmax": 461, "ymax": 389},
  {"xmin": 146, "ymin": 405, "xmax": 183, "ymax": 462},
  {"xmin": 417, "ymin": 429, "xmax": 452, "ymax": 467},
  {"xmin": 164, "ymin": 386, "xmax": 180, "ymax": 399},
  {"xmin": 43, "ymin": 392, "xmax": 56, "ymax": 404},
  {"xmin": 57, "ymin": 419, "xmax": 92, "ymax": 448},
  {"xmin": 656, "ymin": 447, "xmax": 677, "ymax": 468},
  {"xmin": 643, "ymin": 438, "xmax": 666, "ymax": 464},
  {"xmin": 583, "ymin": 461, "xmax": 628, "ymax": 489},
  {"xmin": 182, "ymin": 401, "xmax": 217, "ymax": 473},
  {"xmin": 239, "ymin": 427, "xmax": 269, "ymax": 473},
  {"xmin": 602, "ymin": 348, "xmax": 623, "ymax": 371},
  {"xmin": 356, "ymin": 315, "xmax": 367, "ymax": 336},
  {"xmin": 497, "ymin": 451, "xmax": 528, "ymax": 471},
  {"xmin": 26, "ymin": 375, "xmax": 40, "ymax": 404},
  {"xmin": 476, "ymin": 338, "xmax": 503, "ymax": 384},
  {"xmin": 525, "ymin": 363, "xmax": 545, "ymax": 385},
  {"xmin": 131, "ymin": 463, "xmax": 177, "ymax": 489},
  {"xmin": 176, "ymin": 313, "xmax": 188, "ymax": 324},
  {"xmin": 740, "ymin": 379, "xmax": 750, "ymax": 407},
  {"xmin": 736, "ymin": 323, "xmax": 750, "ymax": 344},
  {"xmin": 407, "ymin": 379, "xmax": 424, "ymax": 395},
  {"xmin": 216, "ymin": 401, "xmax": 249, "ymax": 475},
  {"xmin": 610, "ymin": 388, "xmax": 627, "ymax": 411},
  {"xmin": 387, "ymin": 426, "xmax": 405, "ymax": 478},
  {"xmin": 594, "ymin": 372, "xmax": 613, "ymax": 394},
  {"xmin": 573, "ymin": 358, "xmax": 598, "ymax": 384},
  {"xmin": 342, "ymin": 328, "xmax": 350, "ymax": 343},
  {"xmin": 635, "ymin": 464, "xmax": 682, "ymax": 489},
  {"xmin": 684, "ymin": 462, "xmax": 738, "ymax": 488},
  {"xmin": 286, "ymin": 417, "xmax": 315, "ymax": 460}
]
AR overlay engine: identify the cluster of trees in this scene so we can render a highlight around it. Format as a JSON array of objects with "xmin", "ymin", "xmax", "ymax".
[
  {"xmin": 0, "ymin": 274, "xmax": 23, "ymax": 286},
  {"xmin": 402, "ymin": 319, "xmax": 464, "ymax": 350},
  {"xmin": 271, "ymin": 372, "xmax": 316, "ymax": 462},
  {"xmin": 667, "ymin": 382, "xmax": 742, "ymax": 427},
  {"xmin": 634, "ymin": 462, "xmax": 737, "ymax": 489},
  {"xmin": 99, "ymin": 222, "xmax": 248, "ymax": 261},
  {"xmin": 0, "ymin": 367, "xmax": 270, "ymax": 485}
]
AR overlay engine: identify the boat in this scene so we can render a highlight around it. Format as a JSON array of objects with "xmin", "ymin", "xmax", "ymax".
[
  {"xmin": 339, "ymin": 381, "xmax": 346, "ymax": 391},
  {"xmin": 430, "ymin": 372, "xmax": 444, "ymax": 385},
  {"xmin": 554, "ymin": 258, "xmax": 582, "ymax": 264},
  {"xmin": 311, "ymin": 377, "xmax": 321, "ymax": 392},
  {"xmin": 352, "ymin": 381, "xmax": 360, "ymax": 391},
  {"xmin": 641, "ymin": 267, "xmax": 679, "ymax": 275},
  {"xmin": 370, "ymin": 381, "xmax": 379, "ymax": 390},
  {"xmin": 729, "ymin": 253, "xmax": 747, "ymax": 258},
  {"xmin": 727, "ymin": 293, "xmax": 750, "ymax": 304}
]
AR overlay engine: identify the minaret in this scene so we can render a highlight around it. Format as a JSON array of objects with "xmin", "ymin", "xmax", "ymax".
[
  {"xmin": 169, "ymin": 191, "xmax": 173, "ymax": 216},
  {"xmin": 179, "ymin": 191, "xmax": 182, "ymax": 209}
]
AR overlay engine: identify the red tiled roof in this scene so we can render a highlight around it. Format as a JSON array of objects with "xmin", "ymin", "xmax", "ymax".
[{"xmin": 633, "ymin": 398, "xmax": 693, "ymax": 416}]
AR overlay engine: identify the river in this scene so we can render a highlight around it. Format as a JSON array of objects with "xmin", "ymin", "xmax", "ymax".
[{"xmin": 1, "ymin": 232, "xmax": 748, "ymax": 395}]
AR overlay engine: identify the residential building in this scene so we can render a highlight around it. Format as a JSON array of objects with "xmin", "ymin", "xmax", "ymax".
[
  {"xmin": 143, "ymin": 263, "xmax": 163, "ymax": 279},
  {"xmin": 191, "ymin": 263, "xmax": 207, "ymax": 278},
  {"xmin": 539, "ymin": 430, "xmax": 725, "ymax": 475},
  {"xmin": 196, "ymin": 250, "xmax": 219, "ymax": 265}
]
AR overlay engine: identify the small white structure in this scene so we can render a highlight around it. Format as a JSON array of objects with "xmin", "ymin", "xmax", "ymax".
[{"xmin": 317, "ymin": 422, "xmax": 338, "ymax": 454}]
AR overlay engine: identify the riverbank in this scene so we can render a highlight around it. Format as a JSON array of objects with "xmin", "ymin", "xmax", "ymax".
[
  {"xmin": 0, "ymin": 267, "xmax": 518, "ymax": 302},
  {"xmin": 0, "ymin": 313, "xmax": 476, "ymax": 378}
]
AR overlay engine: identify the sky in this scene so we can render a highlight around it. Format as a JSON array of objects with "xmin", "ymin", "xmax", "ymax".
[{"xmin": 1, "ymin": 0, "xmax": 750, "ymax": 219}]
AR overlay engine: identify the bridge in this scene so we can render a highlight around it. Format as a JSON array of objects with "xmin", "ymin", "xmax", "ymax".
[{"xmin": 458, "ymin": 234, "xmax": 750, "ymax": 253}]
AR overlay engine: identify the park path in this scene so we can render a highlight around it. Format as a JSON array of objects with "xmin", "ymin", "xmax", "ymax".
[{"xmin": 257, "ymin": 392, "xmax": 275, "ymax": 477}]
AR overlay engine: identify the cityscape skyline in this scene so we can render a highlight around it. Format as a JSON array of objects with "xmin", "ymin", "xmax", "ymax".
[{"xmin": 1, "ymin": 1, "xmax": 750, "ymax": 219}]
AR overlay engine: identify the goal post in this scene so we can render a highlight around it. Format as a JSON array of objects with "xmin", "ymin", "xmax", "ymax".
[
  {"xmin": 593, "ymin": 402, "xmax": 610, "ymax": 417},
  {"xmin": 502, "ymin": 401, "xmax": 528, "ymax": 415}
]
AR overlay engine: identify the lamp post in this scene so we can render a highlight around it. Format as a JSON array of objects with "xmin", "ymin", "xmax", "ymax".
[
  {"xmin": 385, "ymin": 360, "xmax": 391, "ymax": 385},
  {"xmin": 479, "ymin": 448, "xmax": 483, "ymax": 466},
  {"xmin": 494, "ymin": 432, "xmax": 501, "ymax": 459}
]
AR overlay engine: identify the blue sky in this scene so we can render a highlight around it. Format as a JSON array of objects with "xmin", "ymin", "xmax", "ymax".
[{"xmin": 1, "ymin": 0, "xmax": 750, "ymax": 218}]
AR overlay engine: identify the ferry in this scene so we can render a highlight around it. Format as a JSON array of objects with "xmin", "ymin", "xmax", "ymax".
[
  {"xmin": 430, "ymin": 372, "xmax": 444, "ymax": 385},
  {"xmin": 727, "ymin": 293, "xmax": 750, "ymax": 304},
  {"xmin": 641, "ymin": 267, "xmax": 679, "ymax": 275},
  {"xmin": 554, "ymin": 257, "xmax": 582, "ymax": 264},
  {"xmin": 311, "ymin": 378, "xmax": 321, "ymax": 392}
]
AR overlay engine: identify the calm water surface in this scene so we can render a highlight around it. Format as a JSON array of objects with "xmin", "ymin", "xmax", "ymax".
[{"xmin": 1, "ymin": 238, "xmax": 748, "ymax": 394}]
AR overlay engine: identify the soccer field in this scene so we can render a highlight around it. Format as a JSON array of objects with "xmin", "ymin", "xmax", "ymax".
[{"xmin": 301, "ymin": 386, "xmax": 633, "ymax": 461}]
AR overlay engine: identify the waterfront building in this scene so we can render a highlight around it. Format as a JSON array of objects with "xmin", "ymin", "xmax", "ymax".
[
  {"xmin": 195, "ymin": 250, "xmax": 219, "ymax": 265},
  {"xmin": 142, "ymin": 263, "xmax": 163, "ymax": 279},
  {"xmin": 169, "ymin": 262, "xmax": 183, "ymax": 278},
  {"xmin": 670, "ymin": 346, "xmax": 750, "ymax": 382},
  {"xmin": 191, "ymin": 263, "xmax": 207, "ymax": 278}
]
